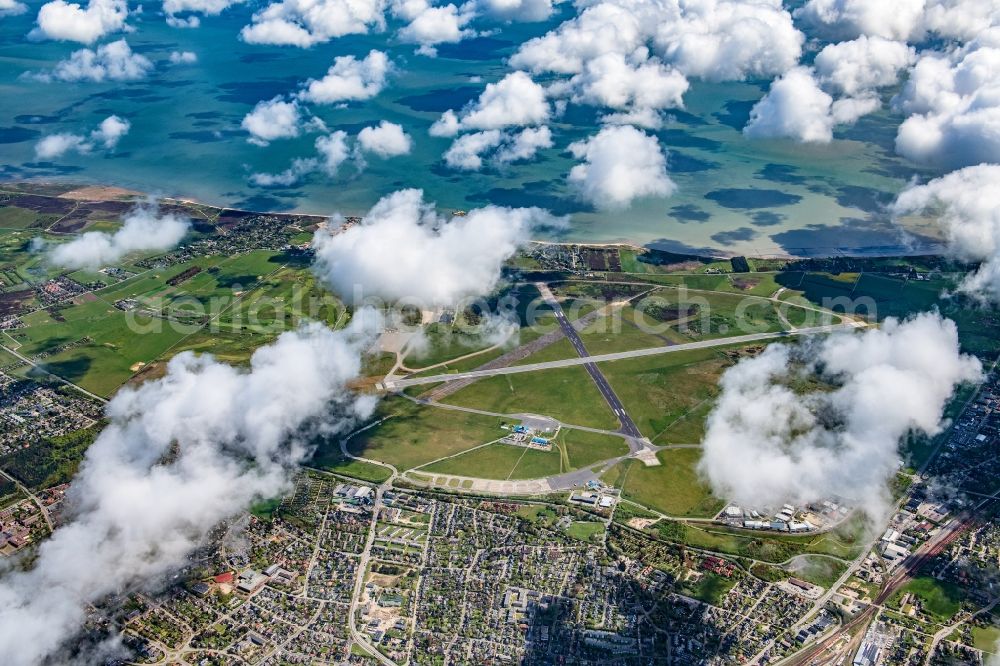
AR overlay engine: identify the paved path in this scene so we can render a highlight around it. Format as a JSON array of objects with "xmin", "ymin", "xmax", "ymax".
[{"xmin": 381, "ymin": 322, "xmax": 865, "ymax": 391}]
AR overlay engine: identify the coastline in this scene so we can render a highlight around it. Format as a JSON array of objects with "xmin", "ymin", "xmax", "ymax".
[{"xmin": 1, "ymin": 178, "xmax": 946, "ymax": 261}]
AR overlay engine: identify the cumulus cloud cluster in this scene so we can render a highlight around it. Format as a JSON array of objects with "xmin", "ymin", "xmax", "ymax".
[
  {"xmin": 240, "ymin": 0, "xmax": 386, "ymax": 46},
  {"xmin": 297, "ymin": 50, "xmax": 392, "ymax": 104},
  {"xmin": 512, "ymin": 0, "xmax": 802, "ymax": 81},
  {"xmin": 31, "ymin": 39, "xmax": 153, "ymax": 82},
  {"xmin": 744, "ymin": 1, "xmax": 1000, "ymax": 149},
  {"xmin": 744, "ymin": 37, "xmax": 915, "ymax": 143},
  {"xmin": 430, "ymin": 71, "xmax": 554, "ymax": 169},
  {"xmin": 357, "ymin": 120, "xmax": 413, "ymax": 158},
  {"xmin": 46, "ymin": 204, "xmax": 191, "ymax": 270},
  {"xmin": 431, "ymin": 71, "xmax": 550, "ymax": 136},
  {"xmin": 393, "ymin": 0, "xmax": 475, "ymax": 55},
  {"xmin": 442, "ymin": 126, "xmax": 553, "ymax": 170},
  {"xmin": 796, "ymin": 0, "xmax": 1000, "ymax": 43},
  {"xmin": 241, "ymin": 97, "xmax": 307, "ymax": 146},
  {"xmin": 698, "ymin": 313, "xmax": 982, "ymax": 520},
  {"xmin": 242, "ymin": 51, "xmax": 391, "ymax": 145},
  {"xmin": 0, "ymin": 0, "xmax": 27, "ymax": 16},
  {"xmin": 249, "ymin": 131, "xmax": 352, "ymax": 186},
  {"xmin": 892, "ymin": 164, "xmax": 1000, "ymax": 300},
  {"xmin": 894, "ymin": 29, "xmax": 1000, "ymax": 168},
  {"xmin": 0, "ymin": 313, "xmax": 380, "ymax": 666},
  {"xmin": 164, "ymin": 0, "xmax": 243, "ymax": 26},
  {"xmin": 34, "ymin": 115, "xmax": 130, "ymax": 159},
  {"xmin": 31, "ymin": 0, "xmax": 128, "ymax": 43},
  {"xmin": 237, "ymin": 0, "xmax": 547, "ymax": 49},
  {"xmin": 312, "ymin": 188, "xmax": 566, "ymax": 306},
  {"xmin": 567, "ymin": 125, "xmax": 674, "ymax": 210},
  {"xmin": 249, "ymin": 122, "xmax": 411, "ymax": 185}
]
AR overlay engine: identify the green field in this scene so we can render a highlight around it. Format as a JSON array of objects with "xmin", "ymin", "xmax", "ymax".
[
  {"xmin": 973, "ymin": 626, "xmax": 1000, "ymax": 652},
  {"xmin": 348, "ymin": 399, "xmax": 502, "ymax": 470},
  {"xmin": 786, "ymin": 556, "xmax": 849, "ymax": 588},
  {"xmin": 565, "ymin": 521, "xmax": 605, "ymax": 542},
  {"xmin": 614, "ymin": 448, "xmax": 724, "ymax": 518},
  {"xmin": 441, "ymin": 365, "xmax": 620, "ymax": 430},
  {"xmin": 598, "ymin": 346, "xmax": 737, "ymax": 440},
  {"xmin": 309, "ymin": 452, "xmax": 394, "ymax": 483},
  {"xmin": 420, "ymin": 443, "xmax": 538, "ymax": 479},
  {"xmin": 556, "ymin": 429, "xmax": 630, "ymax": 469},
  {"xmin": 681, "ymin": 571, "xmax": 737, "ymax": 605},
  {"xmin": 900, "ymin": 576, "xmax": 965, "ymax": 622}
]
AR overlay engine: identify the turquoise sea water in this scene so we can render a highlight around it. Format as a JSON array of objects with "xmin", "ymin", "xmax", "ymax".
[{"xmin": 0, "ymin": 3, "xmax": 946, "ymax": 255}]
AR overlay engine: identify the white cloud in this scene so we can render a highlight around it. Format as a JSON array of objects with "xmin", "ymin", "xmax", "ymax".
[
  {"xmin": 442, "ymin": 126, "xmax": 552, "ymax": 170},
  {"xmin": 814, "ymin": 36, "xmax": 915, "ymax": 98},
  {"xmin": 249, "ymin": 131, "xmax": 351, "ymax": 185},
  {"xmin": 0, "ymin": 0, "xmax": 27, "ymax": 16},
  {"xmin": 297, "ymin": 50, "xmax": 391, "ymax": 104},
  {"xmin": 475, "ymin": 0, "xmax": 552, "ymax": 22},
  {"xmin": 0, "ymin": 313, "xmax": 380, "ymax": 666},
  {"xmin": 168, "ymin": 50, "xmax": 198, "ymax": 64},
  {"xmin": 697, "ymin": 313, "xmax": 982, "ymax": 520},
  {"xmin": 240, "ymin": 0, "xmax": 386, "ymax": 47},
  {"xmin": 651, "ymin": 0, "xmax": 803, "ymax": 82},
  {"xmin": 511, "ymin": 0, "xmax": 802, "ymax": 82},
  {"xmin": 744, "ymin": 37, "xmax": 915, "ymax": 144},
  {"xmin": 495, "ymin": 125, "xmax": 552, "ymax": 163},
  {"xmin": 164, "ymin": 0, "xmax": 243, "ymax": 17},
  {"xmin": 567, "ymin": 125, "xmax": 674, "ymax": 210},
  {"xmin": 311, "ymin": 188, "xmax": 566, "ymax": 306},
  {"xmin": 743, "ymin": 66, "xmax": 836, "ymax": 143},
  {"xmin": 795, "ymin": 0, "xmax": 927, "ymax": 41},
  {"xmin": 892, "ymin": 164, "xmax": 1000, "ymax": 301},
  {"xmin": 561, "ymin": 52, "xmax": 689, "ymax": 112},
  {"xmin": 442, "ymin": 129, "xmax": 503, "ymax": 170},
  {"xmin": 249, "ymin": 157, "xmax": 319, "ymax": 187},
  {"xmin": 166, "ymin": 13, "xmax": 201, "ymax": 26},
  {"xmin": 315, "ymin": 131, "xmax": 351, "ymax": 174},
  {"xmin": 34, "ymin": 115, "xmax": 130, "ymax": 159},
  {"xmin": 33, "ymin": 39, "xmax": 153, "ymax": 82},
  {"xmin": 241, "ymin": 97, "xmax": 303, "ymax": 146},
  {"xmin": 31, "ymin": 0, "xmax": 128, "ymax": 43},
  {"xmin": 796, "ymin": 0, "xmax": 1000, "ymax": 43},
  {"xmin": 47, "ymin": 204, "xmax": 190, "ymax": 270},
  {"xmin": 92, "ymin": 114, "xmax": 130, "ymax": 147},
  {"xmin": 599, "ymin": 106, "xmax": 668, "ymax": 129},
  {"xmin": 893, "ymin": 32, "xmax": 1000, "ymax": 169},
  {"xmin": 430, "ymin": 71, "xmax": 550, "ymax": 136},
  {"xmin": 356, "ymin": 121, "xmax": 412, "ymax": 157},
  {"xmin": 395, "ymin": 0, "xmax": 474, "ymax": 54}
]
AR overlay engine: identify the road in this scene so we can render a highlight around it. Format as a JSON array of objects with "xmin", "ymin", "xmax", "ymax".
[
  {"xmin": 0, "ymin": 467, "xmax": 54, "ymax": 531},
  {"xmin": 347, "ymin": 473, "xmax": 399, "ymax": 666},
  {"xmin": 381, "ymin": 322, "xmax": 865, "ymax": 392}
]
